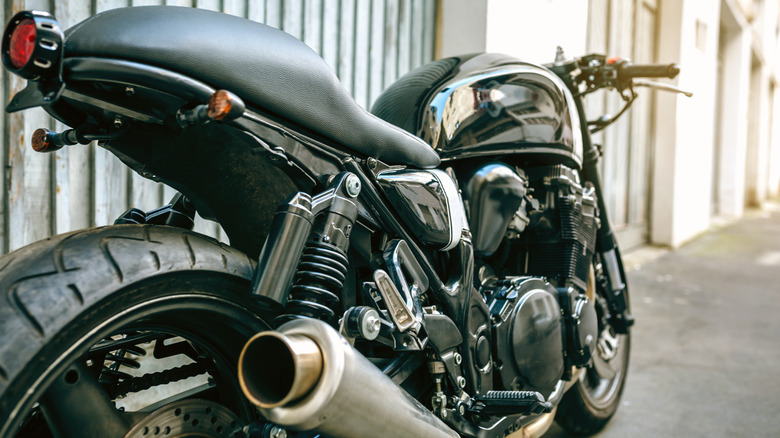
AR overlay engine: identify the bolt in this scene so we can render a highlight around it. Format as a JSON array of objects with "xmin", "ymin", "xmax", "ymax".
[
  {"xmin": 367, "ymin": 157, "xmax": 378, "ymax": 170},
  {"xmin": 269, "ymin": 426, "xmax": 287, "ymax": 438},
  {"xmin": 454, "ymin": 352, "xmax": 462, "ymax": 365},
  {"xmin": 365, "ymin": 314, "xmax": 380, "ymax": 334},
  {"xmin": 345, "ymin": 174, "xmax": 361, "ymax": 197},
  {"xmin": 458, "ymin": 403, "xmax": 466, "ymax": 416},
  {"xmin": 125, "ymin": 86, "xmax": 135, "ymax": 96},
  {"xmin": 113, "ymin": 117, "xmax": 123, "ymax": 128},
  {"xmin": 457, "ymin": 376, "xmax": 466, "ymax": 388}
]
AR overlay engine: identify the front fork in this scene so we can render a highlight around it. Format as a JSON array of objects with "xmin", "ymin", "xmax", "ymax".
[{"xmin": 577, "ymin": 98, "xmax": 635, "ymax": 335}]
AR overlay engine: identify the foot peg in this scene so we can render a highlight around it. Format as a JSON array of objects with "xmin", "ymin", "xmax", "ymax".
[{"xmin": 469, "ymin": 391, "xmax": 553, "ymax": 417}]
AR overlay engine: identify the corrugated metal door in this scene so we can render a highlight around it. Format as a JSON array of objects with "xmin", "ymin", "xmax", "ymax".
[
  {"xmin": 0, "ymin": 0, "xmax": 437, "ymax": 253},
  {"xmin": 586, "ymin": 0, "xmax": 657, "ymax": 250}
]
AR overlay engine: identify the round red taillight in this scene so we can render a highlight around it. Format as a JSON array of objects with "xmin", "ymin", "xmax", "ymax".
[{"xmin": 9, "ymin": 19, "xmax": 36, "ymax": 69}]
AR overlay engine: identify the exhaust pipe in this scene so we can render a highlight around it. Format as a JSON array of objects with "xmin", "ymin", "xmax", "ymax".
[{"xmin": 239, "ymin": 318, "xmax": 458, "ymax": 438}]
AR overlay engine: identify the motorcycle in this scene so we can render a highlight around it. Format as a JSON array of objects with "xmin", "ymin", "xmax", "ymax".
[{"xmin": 0, "ymin": 6, "xmax": 688, "ymax": 438}]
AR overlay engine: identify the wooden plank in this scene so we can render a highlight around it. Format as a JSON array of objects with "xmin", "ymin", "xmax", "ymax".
[
  {"xmin": 0, "ymin": 3, "xmax": 6, "ymax": 252},
  {"xmin": 247, "ymin": 0, "xmax": 266, "ymax": 22},
  {"xmin": 96, "ymin": 0, "xmax": 129, "ymax": 12},
  {"xmin": 222, "ymin": 0, "xmax": 247, "ymax": 17},
  {"xmin": 7, "ymin": 94, "xmax": 53, "ymax": 251},
  {"xmin": 303, "ymin": 0, "xmax": 323, "ymax": 54},
  {"xmin": 352, "ymin": 0, "xmax": 371, "ymax": 108},
  {"xmin": 164, "ymin": 0, "xmax": 193, "ymax": 6},
  {"xmin": 396, "ymin": 0, "xmax": 411, "ymax": 77},
  {"xmin": 195, "ymin": 0, "xmax": 220, "ymax": 11},
  {"xmin": 264, "ymin": 0, "xmax": 282, "ymax": 27},
  {"xmin": 7, "ymin": 0, "xmax": 54, "ymax": 251},
  {"xmin": 422, "ymin": 0, "xmax": 434, "ymax": 63},
  {"xmin": 321, "ymin": 0, "xmax": 340, "ymax": 72},
  {"xmin": 283, "ymin": 0, "xmax": 304, "ymax": 39},
  {"xmin": 50, "ymin": 0, "xmax": 93, "ymax": 235},
  {"xmin": 338, "ymin": 0, "xmax": 356, "ymax": 94},
  {"xmin": 409, "ymin": 0, "xmax": 423, "ymax": 69},
  {"xmin": 382, "ymin": 0, "xmax": 399, "ymax": 89},
  {"xmin": 368, "ymin": 0, "xmax": 385, "ymax": 105},
  {"xmin": 0, "ymin": 1, "xmax": 8, "ymax": 253}
]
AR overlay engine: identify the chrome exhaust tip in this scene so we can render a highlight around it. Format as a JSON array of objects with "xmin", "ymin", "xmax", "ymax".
[
  {"xmin": 238, "ymin": 318, "xmax": 458, "ymax": 438},
  {"xmin": 238, "ymin": 331, "xmax": 323, "ymax": 409}
]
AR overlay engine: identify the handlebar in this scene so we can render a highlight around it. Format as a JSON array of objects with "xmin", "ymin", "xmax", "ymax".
[{"xmin": 618, "ymin": 63, "xmax": 680, "ymax": 80}]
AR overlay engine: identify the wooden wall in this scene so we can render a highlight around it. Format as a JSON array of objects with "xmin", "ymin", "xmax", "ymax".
[{"xmin": 0, "ymin": 0, "xmax": 437, "ymax": 253}]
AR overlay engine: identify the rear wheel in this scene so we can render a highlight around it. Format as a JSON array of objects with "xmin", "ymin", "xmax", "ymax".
[
  {"xmin": 0, "ymin": 225, "xmax": 268, "ymax": 437},
  {"xmin": 554, "ymin": 259, "xmax": 631, "ymax": 435}
]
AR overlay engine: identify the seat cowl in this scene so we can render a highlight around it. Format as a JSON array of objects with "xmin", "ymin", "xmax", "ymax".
[{"xmin": 63, "ymin": 6, "xmax": 440, "ymax": 168}]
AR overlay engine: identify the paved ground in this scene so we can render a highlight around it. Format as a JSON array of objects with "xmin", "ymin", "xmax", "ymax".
[{"xmin": 545, "ymin": 202, "xmax": 780, "ymax": 437}]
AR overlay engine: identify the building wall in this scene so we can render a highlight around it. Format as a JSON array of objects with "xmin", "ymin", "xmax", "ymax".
[
  {"xmin": 441, "ymin": 0, "xmax": 780, "ymax": 248},
  {"xmin": 0, "ymin": 0, "xmax": 437, "ymax": 254}
]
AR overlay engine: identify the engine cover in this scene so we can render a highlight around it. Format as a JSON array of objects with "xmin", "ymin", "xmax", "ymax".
[{"xmin": 487, "ymin": 277, "xmax": 563, "ymax": 398}]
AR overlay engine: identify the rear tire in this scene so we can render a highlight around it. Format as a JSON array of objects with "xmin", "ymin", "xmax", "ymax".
[{"xmin": 0, "ymin": 225, "xmax": 267, "ymax": 437}]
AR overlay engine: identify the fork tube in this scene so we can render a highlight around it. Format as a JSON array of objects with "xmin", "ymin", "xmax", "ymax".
[{"xmin": 573, "ymin": 95, "xmax": 618, "ymax": 253}]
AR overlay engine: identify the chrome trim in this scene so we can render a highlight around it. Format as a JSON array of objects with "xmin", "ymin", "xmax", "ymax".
[{"xmin": 239, "ymin": 319, "xmax": 458, "ymax": 438}]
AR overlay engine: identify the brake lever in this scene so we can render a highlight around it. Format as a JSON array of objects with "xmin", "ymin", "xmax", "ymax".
[{"xmin": 633, "ymin": 79, "xmax": 693, "ymax": 97}]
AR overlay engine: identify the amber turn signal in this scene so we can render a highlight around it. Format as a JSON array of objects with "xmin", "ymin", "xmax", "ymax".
[
  {"xmin": 31, "ymin": 127, "xmax": 78, "ymax": 152},
  {"xmin": 207, "ymin": 89, "xmax": 245, "ymax": 121},
  {"xmin": 31, "ymin": 128, "xmax": 55, "ymax": 152}
]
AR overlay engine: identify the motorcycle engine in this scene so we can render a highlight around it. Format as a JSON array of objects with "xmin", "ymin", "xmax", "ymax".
[{"xmin": 462, "ymin": 163, "xmax": 600, "ymax": 397}]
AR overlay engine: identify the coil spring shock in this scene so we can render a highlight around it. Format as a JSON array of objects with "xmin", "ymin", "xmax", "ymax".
[{"xmin": 279, "ymin": 241, "xmax": 349, "ymax": 324}]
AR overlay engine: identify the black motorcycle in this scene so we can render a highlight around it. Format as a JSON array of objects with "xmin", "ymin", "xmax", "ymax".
[{"xmin": 0, "ymin": 7, "xmax": 687, "ymax": 438}]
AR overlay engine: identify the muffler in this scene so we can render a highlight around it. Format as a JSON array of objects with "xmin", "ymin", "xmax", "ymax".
[{"xmin": 238, "ymin": 318, "xmax": 458, "ymax": 438}]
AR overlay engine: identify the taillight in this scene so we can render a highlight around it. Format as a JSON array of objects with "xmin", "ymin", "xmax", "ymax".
[
  {"xmin": 2, "ymin": 11, "xmax": 63, "ymax": 80},
  {"xmin": 9, "ymin": 19, "xmax": 35, "ymax": 68}
]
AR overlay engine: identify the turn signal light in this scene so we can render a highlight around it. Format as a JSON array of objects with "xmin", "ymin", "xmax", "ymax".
[
  {"xmin": 207, "ymin": 90, "xmax": 245, "ymax": 121},
  {"xmin": 31, "ymin": 128, "xmax": 56, "ymax": 152},
  {"xmin": 2, "ymin": 10, "xmax": 63, "ymax": 80},
  {"xmin": 31, "ymin": 128, "xmax": 78, "ymax": 153}
]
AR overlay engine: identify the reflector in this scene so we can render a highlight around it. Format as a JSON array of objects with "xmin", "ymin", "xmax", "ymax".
[{"xmin": 9, "ymin": 19, "xmax": 35, "ymax": 68}]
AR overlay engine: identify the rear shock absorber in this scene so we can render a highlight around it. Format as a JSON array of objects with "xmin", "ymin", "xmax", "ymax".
[
  {"xmin": 253, "ymin": 172, "xmax": 361, "ymax": 326},
  {"xmin": 284, "ymin": 241, "xmax": 349, "ymax": 322}
]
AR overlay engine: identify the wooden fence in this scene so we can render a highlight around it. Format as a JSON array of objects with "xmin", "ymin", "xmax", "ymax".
[{"xmin": 0, "ymin": 0, "xmax": 437, "ymax": 253}]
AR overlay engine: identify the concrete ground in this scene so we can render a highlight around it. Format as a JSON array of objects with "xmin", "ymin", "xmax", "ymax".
[{"xmin": 546, "ymin": 202, "xmax": 780, "ymax": 437}]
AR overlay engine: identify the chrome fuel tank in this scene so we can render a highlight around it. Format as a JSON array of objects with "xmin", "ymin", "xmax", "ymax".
[{"xmin": 418, "ymin": 53, "xmax": 583, "ymax": 169}]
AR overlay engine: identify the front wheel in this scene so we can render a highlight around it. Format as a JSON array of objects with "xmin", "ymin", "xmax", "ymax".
[
  {"xmin": 554, "ymin": 259, "xmax": 631, "ymax": 435},
  {"xmin": 0, "ymin": 225, "xmax": 268, "ymax": 437}
]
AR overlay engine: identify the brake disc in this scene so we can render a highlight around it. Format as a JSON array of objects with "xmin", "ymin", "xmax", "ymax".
[{"xmin": 124, "ymin": 399, "xmax": 244, "ymax": 438}]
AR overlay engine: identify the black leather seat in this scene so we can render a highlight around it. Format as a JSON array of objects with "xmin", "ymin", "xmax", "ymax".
[{"xmin": 63, "ymin": 6, "xmax": 440, "ymax": 168}]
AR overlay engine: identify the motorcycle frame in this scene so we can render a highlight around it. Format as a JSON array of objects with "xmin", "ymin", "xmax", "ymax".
[{"xmin": 11, "ymin": 47, "xmax": 633, "ymax": 437}]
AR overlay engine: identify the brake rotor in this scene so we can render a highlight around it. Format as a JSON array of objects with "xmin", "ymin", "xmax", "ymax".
[{"xmin": 124, "ymin": 399, "xmax": 244, "ymax": 438}]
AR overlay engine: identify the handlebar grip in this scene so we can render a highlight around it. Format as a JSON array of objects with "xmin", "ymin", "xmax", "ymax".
[{"xmin": 618, "ymin": 63, "xmax": 680, "ymax": 79}]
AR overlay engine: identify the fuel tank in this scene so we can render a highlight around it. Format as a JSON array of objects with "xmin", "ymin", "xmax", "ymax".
[{"xmin": 373, "ymin": 53, "xmax": 584, "ymax": 169}]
